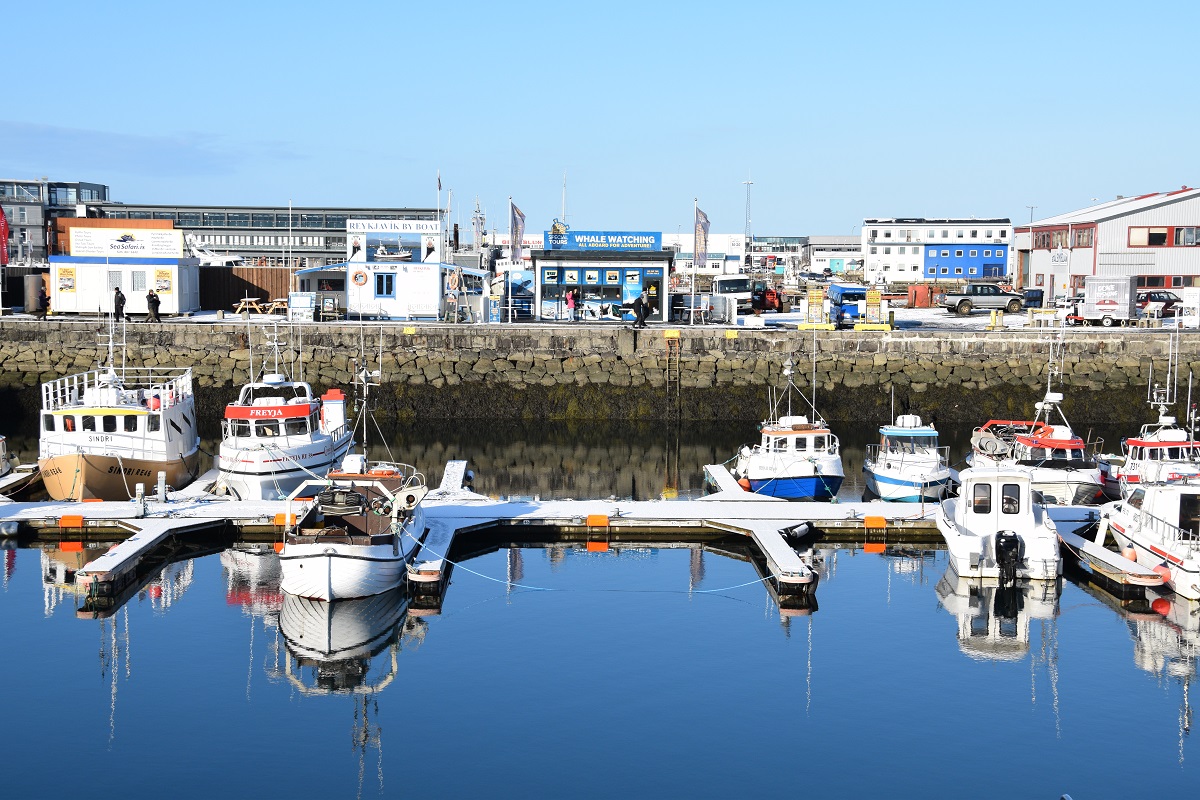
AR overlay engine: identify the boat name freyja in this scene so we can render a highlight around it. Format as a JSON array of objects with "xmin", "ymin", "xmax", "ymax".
[
  {"xmin": 107, "ymin": 466, "xmax": 153, "ymax": 477},
  {"xmin": 247, "ymin": 409, "xmax": 286, "ymax": 417}
]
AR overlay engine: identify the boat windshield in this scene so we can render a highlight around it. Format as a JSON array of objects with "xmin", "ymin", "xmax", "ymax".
[{"xmin": 883, "ymin": 435, "xmax": 932, "ymax": 454}]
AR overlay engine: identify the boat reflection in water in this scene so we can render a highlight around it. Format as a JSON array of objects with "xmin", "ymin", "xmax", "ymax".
[
  {"xmin": 220, "ymin": 545, "xmax": 283, "ymax": 618},
  {"xmin": 279, "ymin": 588, "xmax": 426, "ymax": 794},
  {"xmin": 935, "ymin": 569, "xmax": 1060, "ymax": 662}
]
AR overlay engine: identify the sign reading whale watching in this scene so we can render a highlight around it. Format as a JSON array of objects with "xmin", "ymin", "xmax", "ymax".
[
  {"xmin": 69, "ymin": 228, "xmax": 184, "ymax": 259},
  {"xmin": 346, "ymin": 218, "xmax": 442, "ymax": 263},
  {"xmin": 545, "ymin": 231, "xmax": 662, "ymax": 251}
]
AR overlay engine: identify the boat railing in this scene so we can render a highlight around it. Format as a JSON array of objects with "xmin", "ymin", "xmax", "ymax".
[
  {"xmin": 1132, "ymin": 506, "xmax": 1200, "ymax": 552},
  {"xmin": 866, "ymin": 443, "xmax": 949, "ymax": 470},
  {"xmin": 41, "ymin": 368, "xmax": 194, "ymax": 412}
]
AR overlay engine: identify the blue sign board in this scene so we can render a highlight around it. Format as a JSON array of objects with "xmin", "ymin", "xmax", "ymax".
[{"xmin": 544, "ymin": 231, "xmax": 662, "ymax": 251}]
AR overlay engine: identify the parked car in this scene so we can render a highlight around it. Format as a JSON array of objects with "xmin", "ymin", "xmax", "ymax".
[
  {"xmin": 941, "ymin": 283, "xmax": 1025, "ymax": 314},
  {"xmin": 1136, "ymin": 290, "xmax": 1182, "ymax": 317}
]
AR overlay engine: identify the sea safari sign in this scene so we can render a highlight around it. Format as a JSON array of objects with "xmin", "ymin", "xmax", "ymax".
[{"xmin": 69, "ymin": 228, "xmax": 184, "ymax": 258}]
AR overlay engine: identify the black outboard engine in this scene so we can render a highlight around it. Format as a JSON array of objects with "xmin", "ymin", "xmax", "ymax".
[{"xmin": 994, "ymin": 531, "xmax": 1022, "ymax": 586}]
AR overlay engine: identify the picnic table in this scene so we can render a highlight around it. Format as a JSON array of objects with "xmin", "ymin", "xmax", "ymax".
[
  {"xmin": 232, "ymin": 297, "xmax": 266, "ymax": 314},
  {"xmin": 265, "ymin": 298, "xmax": 289, "ymax": 314}
]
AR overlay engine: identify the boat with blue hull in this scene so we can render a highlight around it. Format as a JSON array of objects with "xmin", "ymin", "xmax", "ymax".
[
  {"xmin": 732, "ymin": 359, "xmax": 844, "ymax": 501},
  {"xmin": 863, "ymin": 415, "xmax": 950, "ymax": 502}
]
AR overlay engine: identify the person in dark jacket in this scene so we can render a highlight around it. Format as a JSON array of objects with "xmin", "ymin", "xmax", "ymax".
[
  {"xmin": 631, "ymin": 290, "xmax": 649, "ymax": 329},
  {"xmin": 146, "ymin": 289, "xmax": 161, "ymax": 322},
  {"xmin": 35, "ymin": 287, "xmax": 49, "ymax": 320},
  {"xmin": 113, "ymin": 287, "xmax": 127, "ymax": 321}
]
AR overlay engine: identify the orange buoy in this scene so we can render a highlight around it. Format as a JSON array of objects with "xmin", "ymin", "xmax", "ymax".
[
  {"xmin": 1151, "ymin": 597, "xmax": 1172, "ymax": 616},
  {"xmin": 737, "ymin": 478, "xmax": 751, "ymax": 491},
  {"xmin": 1154, "ymin": 564, "xmax": 1172, "ymax": 582},
  {"xmin": 1121, "ymin": 545, "xmax": 1137, "ymax": 563}
]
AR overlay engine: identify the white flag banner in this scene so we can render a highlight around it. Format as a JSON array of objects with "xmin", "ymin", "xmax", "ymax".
[
  {"xmin": 511, "ymin": 202, "xmax": 527, "ymax": 262},
  {"xmin": 694, "ymin": 206, "xmax": 710, "ymax": 269}
]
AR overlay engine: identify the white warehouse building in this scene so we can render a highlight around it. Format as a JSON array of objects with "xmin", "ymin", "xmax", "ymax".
[{"xmin": 1014, "ymin": 187, "xmax": 1200, "ymax": 299}]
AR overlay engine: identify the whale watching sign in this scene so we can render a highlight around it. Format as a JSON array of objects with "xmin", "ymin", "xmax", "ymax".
[{"xmin": 545, "ymin": 231, "xmax": 662, "ymax": 251}]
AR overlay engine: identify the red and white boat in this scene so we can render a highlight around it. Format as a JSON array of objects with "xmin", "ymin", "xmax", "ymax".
[
  {"xmin": 215, "ymin": 373, "xmax": 353, "ymax": 500},
  {"xmin": 1097, "ymin": 413, "xmax": 1200, "ymax": 500},
  {"xmin": 969, "ymin": 390, "xmax": 1104, "ymax": 506}
]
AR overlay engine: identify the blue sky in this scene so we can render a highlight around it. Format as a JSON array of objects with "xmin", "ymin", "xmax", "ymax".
[{"xmin": 2, "ymin": 0, "xmax": 1196, "ymax": 238}]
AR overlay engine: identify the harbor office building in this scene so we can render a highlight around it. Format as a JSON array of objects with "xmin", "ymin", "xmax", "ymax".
[
  {"xmin": 860, "ymin": 218, "xmax": 1012, "ymax": 286},
  {"xmin": 48, "ymin": 227, "xmax": 200, "ymax": 316},
  {"xmin": 531, "ymin": 232, "xmax": 674, "ymax": 322},
  {"xmin": 1014, "ymin": 188, "xmax": 1200, "ymax": 299},
  {"xmin": 294, "ymin": 219, "xmax": 488, "ymax": 321}
]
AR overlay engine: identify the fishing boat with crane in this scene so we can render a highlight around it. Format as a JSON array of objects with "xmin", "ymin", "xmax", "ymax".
[
  {"xmin": 731, "ymin": 358, "xmax": 844, "ymax": 500},
  {"xmin": 278, "ymin": 336, "xmax": 429, "ymax": 601},
  {"xmin": 37, "ymin": 319, "xmax": 201, "ymax": 501},
  {"xmin": 1097, "ymin": 328, "xmax": 1200, "ymax": 499},
  {"xmin": 213, "ymin": 326, "xmax": 353, "ymax": 500},
  {"xmin": 968, "ymin": 333, "xmax": 1103, "ymax": 505}
]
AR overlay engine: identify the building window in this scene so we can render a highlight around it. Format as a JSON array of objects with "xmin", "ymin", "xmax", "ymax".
[
  {"xmin": 1130, "ymin": 227, "xmax": 1169, "ymax": 246},
  {"xmin": 1034, "ymin": 232, "xmax": 1052, "ymax": 249},
  {"xmin": 942, "ymin": 230, "xmax": 949, "ymax": 238},
  {"xmin": 927, "ymin": 230, "xmax": 935, "ymax": 238},
  {"xmin": 870, "ymin": 229, "xmax": 878, "ymax": 239},
  {"xmin": 954, "ymin": 267, "xmax": 963, "ymax": 275},
  {"xmin": 928, "ymin": 248, "xmax": 937, "ymax": 257},
  {"xmin": 1174, "ymin": 227, "xmax": 1198, "ymax": 246},
  {"xmin": 884, "ymin": 230, "xmax": 892, "ymax": 238},
  {"xmin": 912, "ymin": 265, "xmax": 920, "ymax": 271},
  {"xmin": 983, "ymin": 250, "xmax": 991, "ymax": 257},
  {"xmin": 955, "ymin": 250, "xmax": 964, "ymax": 257},
  {"xmin": 956, "ymin": 230, "xmax": 964, "ymax": 238},
  {"xmin": 884, "ymin": 247, "xmax": 891, "ymax": 254},
  {"xmin": 375, "ymin": 273, "xmax": 395, "ymax": 297},
  {"xmin": 985, "ymin": 230, "xmax": 993, "ymax": 238},
  {"xmin": 1000, "ymin": 230, "xmax": 1007, "ymax": 238},
  {"xmin": 870, "ymin": 247, "xmax": 877, "ymax": 254},
  {"xmin": 969, "ymin": 250, "xmax": 977, "ymax": 257},
  {"xmin": 940, "ymin": 267, "xmax": 949, "ymax": 274},
  {"xmin": 970, "ymin": 230, "xmax": 978, "ymax": 238},
  {"xmin": 941, "ymin": 250, "xmax": 949, "ymax": 257}
]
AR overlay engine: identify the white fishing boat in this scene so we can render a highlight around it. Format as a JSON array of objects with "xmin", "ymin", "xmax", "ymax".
[
  {"xmin": 278, "ymin": 340, "xmax": 428, "ymax": 601},
  {"xmin": 935, "ymin": 568, "xmax": 1060, "ymax": 661},
  {"xmin": 1099, "ymin": 463, "xmax": 1200, "ymax": 600},
  {"xmin": 0, "ymin": 435, "xmax": 39, "ymax": 498},
  {"xmin": 732, "ymin": 358, "xmax": 844, "ymax": 501},
  {"xmin": 937, "ymin": 465, "xmax": 1061, "ymax": 581},
  {"xmin": 37, "ymin": 323, "xmax": 200, "ymax": 501},
  {"xmin": 1097, "ymin": 332, "xmax": 1200, "ymax": 499},
  {"xmin": 214, "ymin": 372, "xmax": 353, "ymax": 500},
  {"xmin": 862, "ymin": 414, "xmax": 950, "ymax": 502}
]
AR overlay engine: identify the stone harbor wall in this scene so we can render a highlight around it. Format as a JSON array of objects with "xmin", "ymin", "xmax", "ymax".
[{"xmin": 0, "ymin": 319, "xmax": 1194, "ymax": 426}]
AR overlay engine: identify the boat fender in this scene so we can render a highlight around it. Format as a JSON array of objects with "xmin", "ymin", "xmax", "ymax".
[
  {"xmin": 1120, "ymin": 545, "xmax": 1137, "ymax": 563},
  {"xmin": 369, "ymin": 498, "xmax": 392, "ymax": 516},
  {"xmin": 1153, "ymin": 564, "xmax": 1172, "ymax": 582}
]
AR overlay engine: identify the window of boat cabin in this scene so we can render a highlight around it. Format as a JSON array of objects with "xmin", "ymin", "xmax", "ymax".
[
  {"xmin": 227, "ymin": 419, "xmax": 251, "ymax": 438},
  {"xmin": 1001, "ymin": 484, "xmax": 1020, "ymax": 514},
  {"xmin": 103, "ymin": 415, "xmax": 117, "ymax": 433},
  {"xmin": 82, "ymin": 415, "xmax": 96, "ymax": 431},
  {"xmin": 771, "ymin": 436, "xmax": 788, "ymax": 452},
  {"xmin": 124, "ymin": 415, "xmax": 138, "ymax": 432},
  {"xmin": 310, "ymin": 411, "xmax": 320, "ymax": 432},
  {"xmin": 1051, "ymin": 447, "xmax": 1069, "ymax": 460},
  {"xmin": 1146, "ymin": 447, "xmax": 1161, "ymax": 460},
  {"xmin": 256, "ymin": 420, "xmax": 280, "ymax": 437},
  {"xmin": 793, "ymin": 436, "xmax": 807, "ymax": 451},
  {"xmin": 1127, "ymin": 488, "xmax": 1144, "ymax": 509},
  {"xmin": 812, "ymin": 435, "xmax": 826, "ymax": 451},
  {"xmin": 284, "ymin": 417, "xmax": 308, "ymax": 436},
  {"xmin": 1180, "ymin": 493, "xmax": 1200, "ymax": 533},
  {"xmin": 148, "ymin": 414, "xmax": 160, "ymax": 433},
  {"xmin": 43, "ymin": 414, "xmax": 54, "ymax": 432},
  {"xmin": 972, "ymin": 484, "xmax": 991, "ymax": 513},
  {"xmin": 1029, "ymin": 447, "xmax": 1047, "ymax": 460}
]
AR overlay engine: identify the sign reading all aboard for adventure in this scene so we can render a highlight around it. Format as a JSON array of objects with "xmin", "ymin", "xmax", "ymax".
[
  {"xmin": 544, "ymin": 231, "xmax": 662, "ymax": 251},
  {"xmin": 69, "ymin": 228, "xmax": 184, "ymax": 259}
]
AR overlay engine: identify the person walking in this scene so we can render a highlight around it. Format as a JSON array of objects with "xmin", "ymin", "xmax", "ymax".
[
  {"xmin": 632, "ymin": 290, "xmax": 649, "ymax": 329},
  {"xmin": 113, "ymin": 287, "xmax": 127, "ymax": 321},
  {"xmin": 146, "ymin": 289, "xmax": 161, "ymax": 322},
  {"xmin": 35, "ymin": 286, "xmax": 49, "ymax": 321}
]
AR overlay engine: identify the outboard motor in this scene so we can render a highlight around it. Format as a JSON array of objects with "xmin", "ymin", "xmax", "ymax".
[{"xmin": 994, "ymin": 531, "xmax": 1022, "ymax": 586}]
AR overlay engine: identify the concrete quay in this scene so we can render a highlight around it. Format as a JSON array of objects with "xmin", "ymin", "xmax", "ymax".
[{"xmin": 0, "ymin": 318, "xmax": 1189, "ymax": 424}]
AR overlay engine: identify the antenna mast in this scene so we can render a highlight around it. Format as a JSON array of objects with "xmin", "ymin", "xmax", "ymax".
[{"xmin": 743, "ymin": 172, "xmax": 754, "ymax": 248}]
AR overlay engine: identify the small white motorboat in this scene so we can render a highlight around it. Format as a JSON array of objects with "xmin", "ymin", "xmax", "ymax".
[
  {"xmin": 863, "ymin": 414, "xmax": 950, "ymax": 502},
  {"xmin": 936, "ymin": 465, "xmax": 1061, "ymax": 581},
  {"xmin": 1099, "ymin": 462, "xmax": 1200, "ymax": 600}
]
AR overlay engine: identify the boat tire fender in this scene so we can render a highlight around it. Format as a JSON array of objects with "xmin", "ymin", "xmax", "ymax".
[{"xmin": 369, "ymin": 497, "xmax": 393, "ymax": 516}]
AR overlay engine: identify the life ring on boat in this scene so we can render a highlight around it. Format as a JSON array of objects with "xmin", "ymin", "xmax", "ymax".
[
  {"xmin": 369, "ymin": 497, "xmax": 393, "ymax": 516},
  {"xmin": 369, "ymin": 466, "xmax": 398, "ymax": 476},
  {"xmin": 447, "ymin": 271, "xmax": 460, "ymax": 291},
  {"xmin": 352, "ymin": 270, "xmax": 369, "ymax": 287}
]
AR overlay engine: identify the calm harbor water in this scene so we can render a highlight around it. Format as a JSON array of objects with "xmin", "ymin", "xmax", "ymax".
[{"xmin": 2, "ymin": 416, "xmax": 1196, "ymax": 797}]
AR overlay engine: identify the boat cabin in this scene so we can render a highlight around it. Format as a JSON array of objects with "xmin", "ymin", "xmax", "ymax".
[
  {"xmin": 879, "ymin": 415, "xmax": 939, "ymax": 454},
  {"xmin": 958, "ymin": 468, "xmax": 1038, "ymax": 532},
  {"xmin": 758, "ymin": 415, "xmax": 838, "ymax": 456},
  {"xmin": 222, "ymin": 379, "xmax": 345, "ymax": 442},
  {"xmin": 1012, "ymin": 423, "xmax": 1091, "ymax": 465}
]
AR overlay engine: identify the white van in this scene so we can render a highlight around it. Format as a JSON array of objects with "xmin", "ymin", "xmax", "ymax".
[{"xmin": 711, "ymin": 275, "xmax": 753, "ymax": 314}]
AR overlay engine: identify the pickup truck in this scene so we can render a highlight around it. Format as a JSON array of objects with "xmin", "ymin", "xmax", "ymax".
[{"xmin": 940, "ymin": 284, "xmax": 1024, "ymax": 314}]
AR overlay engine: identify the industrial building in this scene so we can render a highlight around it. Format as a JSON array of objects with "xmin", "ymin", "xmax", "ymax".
[
  {"xmin": 861, "ymin": 218, "xmax": 1012, "ymax": 287},
  {"xmin": 1014, "ymin": 188, "xmax": 1200, "ymax": 300}
]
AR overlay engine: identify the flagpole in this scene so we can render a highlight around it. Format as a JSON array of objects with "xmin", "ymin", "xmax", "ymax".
[
  {"xmin": 436, "ymin": 171, "xmax": 441, "ymax": 263},
  {"xmin": 507, "ymin": 196, "xmax": 513, "ymax": 322},
  {"xmin": 691, "ymin": 198, "xmax": 698, "ymax": 323}
]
